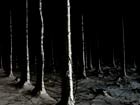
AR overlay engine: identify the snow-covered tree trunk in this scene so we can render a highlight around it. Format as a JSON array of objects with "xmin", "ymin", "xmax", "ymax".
[
  {"xmin": 122, "ymin": 17, "xmax": 127, "ymax": 77},
  {"xmin": 81, "ymin": 15, "xmax": 87, "ymax": 78},
  {"xmin": 39, "ymin": 0, "xmax": 46, "ymax": 94},
  {"xmin": 67, "ymin": 0, "xmax": 75, "ymax": 104},
  {"xmin": 25, "ymin": 0, "xmax": 31, "ymax": 85},
  {"xmin": 9, "ymin": 10, "xmax": 14, "ymax": 79}
]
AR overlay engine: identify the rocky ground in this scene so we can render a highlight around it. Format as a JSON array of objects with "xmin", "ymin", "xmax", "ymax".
[{"xmin": 1, "ymin": 67, "xmax": 140, "ymax": 105}]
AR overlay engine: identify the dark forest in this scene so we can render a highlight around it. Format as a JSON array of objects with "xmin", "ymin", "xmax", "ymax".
[{"xmin": 0, "ymin": 0, "xmax": 140, "ymax": 105}]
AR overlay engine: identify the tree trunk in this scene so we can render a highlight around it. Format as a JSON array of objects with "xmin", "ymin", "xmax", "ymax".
[
  {"xmin": 57, "ymin": 0, "xmax": 75, "ymax": 105},
  {"xmin": 122, "ymin": 16, "xmax": 127, "ymax": 77},
  {"xmin": 9, "ymin": 10, "xmax": 14, "ymax": 79},
  {"xmin": 81, "ymin": 14, "xmax": 87, "ymax": 78},
  {"xmin": 112, "ymin": 48, "xmax": 117, "ymax": 68},
  {"xmin": 32, "ymin": 0, "xmax": 47, "ymax": 95},
  {"xmin": 67, "ymin": 0, "xmax": 74, "ymax": 104},
  {"xmin": 0, "ymin": 56, "xmax": 2, "ymax": 69},
  {"xmin": 24, "ymin": 0, "xmax": 31, "ymax": 86},
  {"xmin": 89, "ymin": 46, "xmax": 94, "ymax": 70}
]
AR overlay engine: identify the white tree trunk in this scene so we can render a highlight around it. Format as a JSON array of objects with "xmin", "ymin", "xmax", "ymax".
[
  {"xmin": 113, "ymin": 48, "xmax": 116, "ymax": 68},
  {"xmin": 9, "ymin": 10, "xmax": 14, "ymax": 78},
  {"xmin": 67, "ymin": 0, "xmax": 75, "ymax": 105},
  {"xmin": 81, "ymin": 15, "xmax": 87, "ymax": 77},
  {"xmin": 122, "ymin": 17, "xmax": 127, "ymax": 77},
  {"xmin": 133, "ymin": 56, "xmax": 137, "ymax": 69},
  {"xmin": 25, "ymin": 0, "xmax": 31, "ymax": 84},
  {"xmin": 39, "ymin": 0, "xmax": 46, "ymax": 94},
  {"xmin": 99, "ymin": 58, "xmax": 102, "ymax": 73},
  {"xmin": 89, "ymin": 47, "xmax": 93, "ymax": 70}
]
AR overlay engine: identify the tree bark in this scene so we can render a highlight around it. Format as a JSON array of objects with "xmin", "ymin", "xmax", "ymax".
[
  {"xmin": 9, "ymin": 10, "xmax": 14, "ymax": 78},
  {"xmin": 81, "ymin": 15, "xmax": 87, "ymax": 78},
  {"xmin": 32, "ymin": 0, "xmax": 47, "ymax": 95},
  {"xmin": 57, "ymin": 0, "xmax": 75, "ymax": 105},
  {"xmin": 122, "ymin": 16, "xmax": 127, "ymax": 77},
  {"xmin": 25, "ymin": 0, "xmax": 31, "ymax": 85},
  {"xmin": 67, "ymin": 0, "xmax": 74, "ymax": 104}
]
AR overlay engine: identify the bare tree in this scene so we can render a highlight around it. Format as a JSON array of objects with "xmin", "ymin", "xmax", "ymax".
[
  {"xmin": 89, "ymin": 46, "xmax": 94, "ymax": 70},
  {"xmin": 32, "ymin": 0, "xmax": 49, "ymax": 96},
  {"xmin": 112, "ymin": 48, "xmax": 117, "ymax": 68},
  {"xmin": 9, "ymin": 10, "xmax": 14, "ymax": 79},
  {"xmin": 67, "ymin": 0, "xmax": 75, "ymax": 104},
  {"xmin": 57, "ymin": 0, "xmax": 75, "ymax": 104},
  {"xmin": 122, "ymin": 16, "xmax": 127, "ymax": 77},
  {"xmin": 81, "ymin": 14, "xmax": 87, "ymax": 78},
  {"xmin": 39, "ymin": 0, "xmax": 46, "ymax": 94},
  {"xmin": 22, "ymin": 0, "xmax": 32, "ymax": 88}
]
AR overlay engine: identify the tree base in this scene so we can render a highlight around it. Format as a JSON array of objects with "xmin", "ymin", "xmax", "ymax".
[
  {"xmin": 31, "ymin": 87, "xmax": 57, "ymax": 104},
  {"xmin": 15, "ymin": 80, "xmax": 32, "ymax": 89},
  {"xmin": 8, "ymin": 73, "xmax": 15, "ymax": 80},
  {"xmin": 23, "ymin": 81, "xmax": 34, "ymax": 90},
  {"xmin": 31, "ymin": 86, "xmax": 47, "ymax": 96},
  {"xmin": 56, "ymin": 99, "xmax": 75, "ymax": 105}
]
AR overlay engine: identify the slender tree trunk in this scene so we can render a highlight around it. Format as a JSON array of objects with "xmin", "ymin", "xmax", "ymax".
[
  {"xmin": 98, "ymin": 58, "xmax": 102, "ymax": 73},
  {"xmin": 57, "ymin": 0, "xmax": 75, "ymax": 104},
  {"xmin": 16, "ymin": 0, "xmax": 31, "ymax": 88},
  {"xmin": 38, "ymin": 0, "xmax": 46, "ymax": 94},
  {"xmin": 81, "ymin": 15, "xmax": 87, "ymax": 78},
  {"xmin": 67, "ymin": 0, "xmax": 74, "ymax": 104},
  {"xmin": 32, "ymin": 0, "xmax": 47, "ymax": 95},
  {"xmin": 89, "ymin": 46, "xmax": 94, "ymax": 70},
  {"xmin": 133, "ymin": 56, "xmax": 137, "ymax": 69},
  {"xmin": 56, "ymin": 0, "xmax": 74, "ymax": 103},
  {"xmin": 25, "ymin": 0, "xmax": 31, "ymax": 84},
  {"xmin": 9, "ymin": 10, "xmax": 14, "ymax": 78},
  {"xmin": 85, "ymin": 46, "xmax": 88, "ymax": 70},
  {"xmin": 122, "ymin": 16, "xmax": 127, "ymax": 77},
  {"xmin": 113, "ymin": 48, "xmax": 116, "ymax": 68},
  {"xmin": 51, "ymin": 40, "xmax": 55, "ymax": 73},
  {"xmin": 97, "ymin": 38, "xmax": 102, "ymax": 73},
  {"xmin": 0, "ymin": 57, "xmax": 2, "ymax": 69}
]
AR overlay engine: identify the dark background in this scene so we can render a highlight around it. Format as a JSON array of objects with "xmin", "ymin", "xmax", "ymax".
[{"xmin": 0, "ymin": 0, "xmax": 140, "ymax": 73}]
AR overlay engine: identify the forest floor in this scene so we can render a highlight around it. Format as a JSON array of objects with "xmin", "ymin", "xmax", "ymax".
[{"xmin": 1, "ymin": 67, "xmax": 140, "ymax": 105}]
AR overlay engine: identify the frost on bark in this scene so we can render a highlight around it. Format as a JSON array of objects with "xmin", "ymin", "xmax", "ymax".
[
  {"xmin": 67, "ymin": 0, "xmax": 75, "ymax": 104},
  {"xmin": 9, "ymin": 10, "xmax": 14, "ymax": 79}
]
